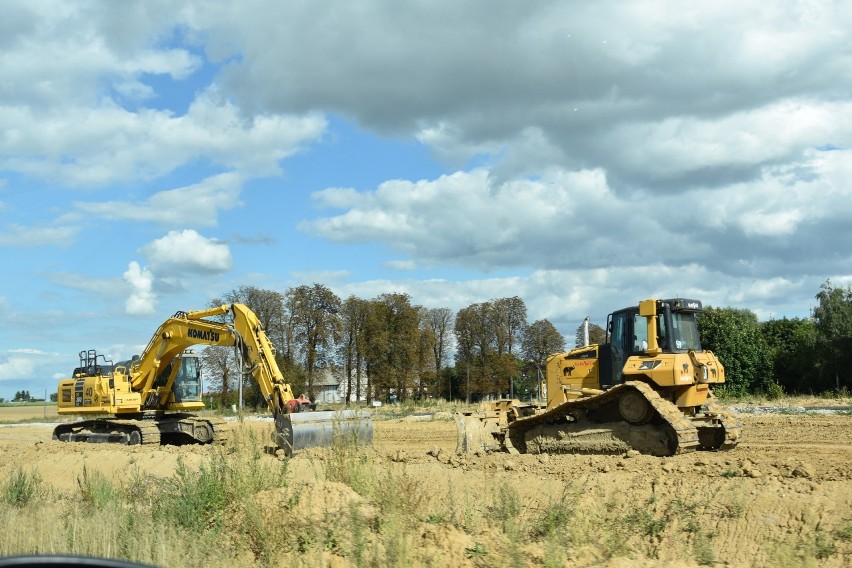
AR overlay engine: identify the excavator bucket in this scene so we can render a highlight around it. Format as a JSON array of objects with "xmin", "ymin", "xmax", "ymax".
[{"xmin": 274, "ymin": 410, "xmax": 372, "ymax": 457}]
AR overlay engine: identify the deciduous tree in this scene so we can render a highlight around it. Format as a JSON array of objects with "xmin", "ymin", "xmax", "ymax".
[
  {"xmin": 761, "ymin": 317, "xmax": 818, "ymax": 394},
  {"xmin": 339, "ymin": 295, "xmax": 370, "ymax": 404},
  {"xmin": 813, "ymin": 280, "xmax": 852, "ymax": 392},
  {"xmin": 362, "ymin": 293, "xmax": 420, "ymax": 402},
  {"xmin": 698, "ymin": 306, "xmax": 773, "ymax": 395},
  {"xmin": 522, "ymin": 319, "xmax": 566, "ymax": 398},
  {"xmin": 286, "ymin": 284, "xmax": 342, "ymax": 399},
  {"xmin": 422, "ymin": 307, "xmax": 454, "ymax": 399}
]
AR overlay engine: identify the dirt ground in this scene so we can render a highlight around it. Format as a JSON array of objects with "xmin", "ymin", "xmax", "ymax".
[{"xmin": 1, "ymin": 405, "xmax": 850, "ymax": 567}]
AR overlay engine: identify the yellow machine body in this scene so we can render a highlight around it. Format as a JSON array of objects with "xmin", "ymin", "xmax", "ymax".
[
  {"xmin": 54, "ymin": 304, "xmax": 372, "ymax": 455},
  {"xmin": 457, "ymin": 298, "xmax": 740, "ymax": 457}
]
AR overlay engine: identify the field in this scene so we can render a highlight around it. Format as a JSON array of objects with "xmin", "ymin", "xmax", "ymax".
[{"xmin": 1, "ymin": 402, "xmax": 851, "ymax": 567}]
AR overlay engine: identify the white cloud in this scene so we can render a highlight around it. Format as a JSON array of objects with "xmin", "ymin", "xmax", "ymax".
[
  {"xmin": 0, "ymin": 348, "xmax": 61, "ymax": 383},
  {"xmin": 0, "ymin": 2, "xmax": 328, "ymax": 188},
  {"xmin": 74, "ymin": 172, "xmax": 245, "ymax": 228},
  {"xmin": 305, "ymin": 140, "xmax": 852, "ymax": 283},
  {"xmin": 123, "ymin": 261, "xmax": 156, "ymax": 315},
  {"xmin": 704, "ymin": 148, "xmax": 852, "ymax": 238},
  {"xmin": 332, "ymin": 263, "xmax": 817, "ymax": 342},
  {"xmin": 0, "ymin": 356, "xmax": 38, "ymax": 382},
  {"xmin": 0, "ymin": 96, "xmax": 327, "ymax": 187},
  {"xmin": 0, "ymin": 2, "xmax": 198, "ymax": 109},
  {"xmin": 385, "ymin": 260, "xmax": 416, "ymax": 271},
  {"xmin": 602, "ymin": 100, "xmax": 852, "ymax": 187},
  {"xmin": 305, "ymin": 167, "xmax": 646, "ymax": 270},
  {"xmin": 289, "ymin": 270, "xmax": 351, "ymax": 285},
  {"xmin": 0, "ymin": 224, "xmax": 78, "ymax": 248},
  {"xmin": 188, "ymin": 1, "xmax": 852, "ymax": 181},
  {"xmin": 141, "ymin": 229, "xmax": 233, "ymax": 274}
]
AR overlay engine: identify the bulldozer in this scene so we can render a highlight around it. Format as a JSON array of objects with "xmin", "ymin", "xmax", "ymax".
[
  {"xmin": 457, "ymin": 298, "xmax": 741, "ymax": 456},
  {"xmin": 53, "ymin": 303, "xmax": 372, "ymax": 456}
]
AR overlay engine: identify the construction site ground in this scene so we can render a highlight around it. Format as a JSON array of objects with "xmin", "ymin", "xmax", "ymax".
[{"xmin": 1, "ymin": 402, "xmax": 850, "ymax": 567}]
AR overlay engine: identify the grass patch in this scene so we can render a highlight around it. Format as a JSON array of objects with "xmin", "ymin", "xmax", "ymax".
[
  {"xmin": 76, "ymin": 465, "xmax": 117, "ymax": 509},
  {"xmin": 2, "ymin": 467, "xmax": 43, "ymax": 507},
  {"xmin": 835, "ymin": 517, "xmax": 852, "ymax": 541}
]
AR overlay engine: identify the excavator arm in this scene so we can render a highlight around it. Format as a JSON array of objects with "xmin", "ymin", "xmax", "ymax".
[
  {"xmin": 203, "ymin": 303, "xmax": 299, "ymax": 415},
  {"xmin": 125, "ymin": 304, "xmax": 304, "ymax": 414}
]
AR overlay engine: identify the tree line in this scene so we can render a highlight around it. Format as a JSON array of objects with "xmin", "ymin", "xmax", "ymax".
[
  {"xmin": 201, "ymin": 285, "xmax": 565, "ymax": 407},
  {"xmin": 700, "ymin": 280, "xmax": 852, "ymax": 397},
  {"xmin": 201, "ymin": 280, "xmax": 852, "ymax": 408}
]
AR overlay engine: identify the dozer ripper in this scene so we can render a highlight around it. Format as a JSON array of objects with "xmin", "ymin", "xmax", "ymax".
[
  {"xmin": 457, "ymin": 298, "xmax": 741, "ymax": 457},
  {"xmin": 53, "ymin": 304, "xmax": 372, "ymax": 456}
]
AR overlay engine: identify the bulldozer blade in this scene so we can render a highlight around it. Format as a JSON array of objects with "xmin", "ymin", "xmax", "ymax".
[
  {"xmin": 456, "ymin": 412, "xmax": 502, "ymax": 454},
  {"xmin": 274, "ymin": 410, "xmax": 372, "ymax": 457}
]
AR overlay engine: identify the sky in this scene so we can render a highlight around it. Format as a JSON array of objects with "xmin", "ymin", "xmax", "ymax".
[{"xmin": 1, "ymin": 0, "xmax": 851, "ymax": 400}]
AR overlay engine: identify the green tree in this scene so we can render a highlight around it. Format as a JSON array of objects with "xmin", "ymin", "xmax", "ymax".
[
  {"xmin": 454, "ymin": 302, "xmax": 493, "ymax": 401},
  {"xmin": 761, "ymin": 317, "xmax": 818, "ymax": 394},
  {"xmin": 286, "ymin": 284, "xmax": 342, "ymax": 399},
  {"xmin": 14, "ymin": 391, "xmax": 32, "ymax": 402},
  {"xmin": 421, "ymin": 307, "xmax": 454, "ymax": 399},
  {"xmin": 698, "ymin": 306, "xmax": 773, "ymax": 395},
  {"xmin": 490, "ymin": 297, "xmax": 528, "ymax": 396},
  {"xmin": 813, "ymin": 280, "xmax": 852, "ymax": 392},
  {"xmin": 589, "ymin": 323, "xmax": 607, "ymax": 346},
  {"xmin": 522, "ymin": 319, "xmax": 566, "ymax": 399},
  {"xmin": 362, "ymin": 293, "xmax": 420, "ymax": 402},
  {"xmin": 453, "ymin": 298, "xmax": 529, "ymax": 400},
  {"xmin": 338, "ymin": 295, "xmax": 370, "ymax": 404}
]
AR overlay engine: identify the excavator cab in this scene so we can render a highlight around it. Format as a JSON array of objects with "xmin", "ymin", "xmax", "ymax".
[{"xmin": 172, "ymin": 351, "xmax": 202, "ymax": 403}]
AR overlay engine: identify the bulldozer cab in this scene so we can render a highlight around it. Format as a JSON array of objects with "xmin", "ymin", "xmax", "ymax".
[{"xmin": 603, "ymin": 298, "xmax": 706, "ymax": 388}]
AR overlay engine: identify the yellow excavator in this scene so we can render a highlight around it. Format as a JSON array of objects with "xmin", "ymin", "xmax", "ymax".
[
  {"xmin": 53, "ymin": 303, "xmax": 371, "ymax": 456},
  {"xmin": 457, "ymin": 298, "xmax": 741, "ymax": 456}
]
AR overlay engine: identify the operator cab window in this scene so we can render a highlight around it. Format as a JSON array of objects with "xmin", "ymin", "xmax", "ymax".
[{"xmin": 632, "ymin": 313, "xmax": 648, "ymax": 354}]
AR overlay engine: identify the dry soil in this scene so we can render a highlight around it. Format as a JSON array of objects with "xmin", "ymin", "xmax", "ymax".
[{"xmin": 1, "ymin": 405, "xmax": 850, "ymax": 567}]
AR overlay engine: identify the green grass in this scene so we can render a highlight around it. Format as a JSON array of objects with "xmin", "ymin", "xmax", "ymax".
[{"xmin": 2, "ymin": 467, "xmax": 43, "ymax": 507}]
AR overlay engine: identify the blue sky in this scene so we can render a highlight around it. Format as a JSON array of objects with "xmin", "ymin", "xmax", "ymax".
[{"xmin": 2, "ymin": 1, "xmax": 851, "ymax": 400}]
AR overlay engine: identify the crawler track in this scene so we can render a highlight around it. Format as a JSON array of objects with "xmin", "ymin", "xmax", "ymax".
[
  {"xmin": 52, "ymin": 413, "xmax": 229, "ymax": 446},
  {"xmin": 698, "ymin": 397, "xmax": 742, "ymax": 450},
  {"xmin": 507, "ymin": 381, "xmax": 700, "ymax": 456}
]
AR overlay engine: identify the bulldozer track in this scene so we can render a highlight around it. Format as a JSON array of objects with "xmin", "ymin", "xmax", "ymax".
[
  {"xmin": 508, "ymin": 381, "xmax": 701, "ymax": 455},
  {"xmin": 703, "ymin": 399, "xmax": 742, "ymax": 450}
]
